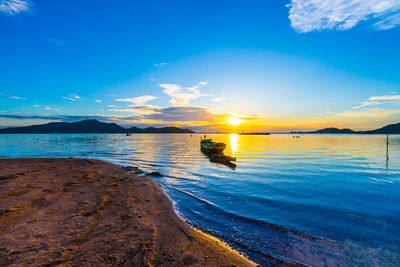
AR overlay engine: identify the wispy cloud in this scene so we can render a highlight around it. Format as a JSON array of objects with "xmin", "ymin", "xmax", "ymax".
[
  {"xmin": 62, "ymin": 93, "xmax": 81, "ymax": 101},
  {"xmin": 211, "ymin": 96, "xmax": 226, "ymax": 102},
  {"xmin": 287, "ymin": 0, "xmax": 400, "ymax": 32},
  {"xmin": 159, "ymin": 81, "xmax": 208, "ymax": 106},
  {"xmin": 115, "ymin": 95, "xmax": 157, "ymax": 106},
  {"xmin": 146, "ymin": 106, "xmax": 214, "ymax": 122},
  {"xmin": 94, "ymin": 99, "xmax": 102, "ymax": 103},
  {"xmin": 353, "ymin": 94, "xmax": 400, "ymax": 109},
  {"xmin": 108, "ymin": 105, "xmax": 162, "ymax": 115},
  {"xmin": 46, "ymin": 38, "xmax": 65, "ymax": 46},
  {"xmin": 108, "ymin": 106, "xmax": 218, "ymax": 123},
  {"xmin": 0, "ymin": 0, "xmax": 29, "ymax": 15},
  {"xmin": 0, "ymin": 94, "xmax": 26, "ymax": 100},
  {"xmin": 153, "ymin": 62, "xmax": 168, "ymax": 67},
  {"xmin": 373, "ymin": 13, "xmax": 400, "ymax": 29},
  {"xmin": 34, "ymin": 105, "xmax": 59, "ymax": 111}
]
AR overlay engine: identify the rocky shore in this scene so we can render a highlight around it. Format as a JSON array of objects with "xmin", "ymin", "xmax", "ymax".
[{"xmin": 0, "ymin": 158, "xmax": 255, "ymax": 266}]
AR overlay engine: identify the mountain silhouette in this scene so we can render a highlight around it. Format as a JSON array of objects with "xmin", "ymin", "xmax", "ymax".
[
  {"xmin": 0, "ymin": 119, "xmax": 194, "ymax": 134},
  {"xmin": 363, "ymin": 122, "xmax": 400, "ymax": 134},
  {"xmin": 295, "ymin": 122, "xmax": 400, "ymax": 134}
]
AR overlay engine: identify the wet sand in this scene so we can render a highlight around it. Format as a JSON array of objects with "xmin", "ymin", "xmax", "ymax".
[{"xmin": 0, "ymin": 158, "xmax": 256, "ymax": 266}]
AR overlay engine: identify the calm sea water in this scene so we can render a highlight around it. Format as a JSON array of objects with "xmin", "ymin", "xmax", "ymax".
[{"xmin": 1, "ymin": 134, "xmax": 399, "ymax": 266}]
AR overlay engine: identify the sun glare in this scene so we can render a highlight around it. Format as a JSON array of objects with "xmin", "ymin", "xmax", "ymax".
[{"xmin": 227, "ymin": 117, "xmax": 242, "ymax": 126}]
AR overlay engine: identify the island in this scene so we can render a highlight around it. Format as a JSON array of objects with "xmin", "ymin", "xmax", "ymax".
[
  {"xmin": 292, "ymin": 122, "xmax": 400, "ymax": 134},
  {"xmin": 0, "ymin": 120, "xmax": 194, "ymax": 134}
]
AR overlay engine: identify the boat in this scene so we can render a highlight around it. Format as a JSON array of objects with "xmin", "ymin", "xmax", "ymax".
[
  {"xmin": 200, "ymin": 138, "xmax": 226, "ymax": 154},
  {"xmin": 126, "ymin": 133, "xmax": 132, "ymax": 136}
]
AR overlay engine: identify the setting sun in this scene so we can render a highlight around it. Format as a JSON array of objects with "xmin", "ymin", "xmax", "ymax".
[{"xmin": 227, "ymin": 117, "xmax": 242, "ymax": 126}]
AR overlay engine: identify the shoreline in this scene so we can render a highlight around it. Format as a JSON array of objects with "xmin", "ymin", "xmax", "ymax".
[{"xmin": 0, "ymin": 158, "xmax": 256, "ymax": 266}]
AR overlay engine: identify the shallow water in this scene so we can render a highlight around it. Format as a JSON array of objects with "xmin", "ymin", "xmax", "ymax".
[{"xmin": 1, "ymin": 134, "xmax": 399, "ymax": 266}]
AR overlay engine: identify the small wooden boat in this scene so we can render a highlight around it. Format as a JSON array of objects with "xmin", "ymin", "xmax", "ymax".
[{"xmin": 200, "ymin": 138, "xmax": 226, "ymax": 154}]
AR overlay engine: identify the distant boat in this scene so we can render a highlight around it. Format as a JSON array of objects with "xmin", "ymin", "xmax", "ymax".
[
  {"xmin": 126, "ymin": 133, "xmax": 132, "ymax": 136},
  {"xmin": 239, "ymin": 132, "xmax": 270, "ymax": 135},
  {"xmin": 200, "ymin": 138, "xmax": 226, "ymax": 154}
]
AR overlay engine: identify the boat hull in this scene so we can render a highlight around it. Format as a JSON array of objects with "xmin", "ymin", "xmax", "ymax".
[{"xmin": 200, "ymin": 144, "xmax": 225, "ymax": 154}]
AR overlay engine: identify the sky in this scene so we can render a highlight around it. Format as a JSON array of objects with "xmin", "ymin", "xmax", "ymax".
[{"xmin": 1, "ymin": 0, "xmax": 400, "ymax": 132}]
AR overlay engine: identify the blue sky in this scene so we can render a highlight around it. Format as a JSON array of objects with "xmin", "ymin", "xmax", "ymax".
[{"xmin": 1, "ymin": 0, "xmax": 400, "ymax": 131}]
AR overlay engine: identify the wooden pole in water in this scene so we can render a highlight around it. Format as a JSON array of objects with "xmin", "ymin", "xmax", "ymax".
[{"xmin": 386, "ymin": 134, "xmax": 389, "ymax": 168}]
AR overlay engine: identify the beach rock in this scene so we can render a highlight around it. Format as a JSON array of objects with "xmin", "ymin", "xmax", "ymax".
[
  {"xmin": 123, "ymin": 166, "xmax": 144, "ymax": 174},
  {"xmin": 146, "ymin": 171, "xmax": 163, "ymax": 177}
]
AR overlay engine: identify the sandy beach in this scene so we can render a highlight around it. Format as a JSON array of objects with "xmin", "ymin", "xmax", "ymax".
[{"xmin": 0, "ymin": 158, "xmax": 256, "ymax": 266}]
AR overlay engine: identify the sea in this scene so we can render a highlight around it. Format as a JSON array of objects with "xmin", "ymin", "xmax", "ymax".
[{"xmin": 0, "ymin": 133, "xmax": 399, "ymax": 266}]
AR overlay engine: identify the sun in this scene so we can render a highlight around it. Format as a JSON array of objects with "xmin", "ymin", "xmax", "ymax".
[{"xmin": 227, "ymin": 117, "xmax": 242, "ymax": 126}]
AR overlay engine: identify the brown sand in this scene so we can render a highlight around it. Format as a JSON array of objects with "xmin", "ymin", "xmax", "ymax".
[{"xmin": 0, "ymin": 158, "xmax": 256, "ymax": 266}]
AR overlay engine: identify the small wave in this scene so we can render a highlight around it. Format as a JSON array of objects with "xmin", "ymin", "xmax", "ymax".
[
  {"xmin": 197, "ymin": 225, "xmax": 312, "ymax": 267},
  {"xmin": 158, "ymin": 182, "xmax": 215, "ymax": 206},
  {"xmin": 159, "ymin": 182, "xmax": 323, "ymax": 266},
  {"xmin": 163, "ymin": 182, "xmax": 320, "ymax": 240},
  {"xmin": 159, "ymin": 182, "xmax": 400, "ymax": 267}
]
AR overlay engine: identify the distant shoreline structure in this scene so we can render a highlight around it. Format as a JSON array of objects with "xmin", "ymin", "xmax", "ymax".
[{"xmin": 239, "ymin": 132, "xmax": 270, "ymax": 135}]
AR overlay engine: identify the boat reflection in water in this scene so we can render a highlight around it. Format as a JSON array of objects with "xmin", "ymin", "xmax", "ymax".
[{"xmin": 200, "ymin": 136, "xmax": 237, "ymax": 168}]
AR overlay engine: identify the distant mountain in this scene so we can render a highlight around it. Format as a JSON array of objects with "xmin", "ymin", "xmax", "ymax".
[
  {"xmin": 364, "ymin": 122, "xmax": 400, "ymax": 134},
  {"xmin": 296, "ymin": 122, "xmax": 400, "ymax": 134},
  {"xmin": 0, "ymin": 119, "xmax": 195, "ymax": 134},
  {"xmin": 0, "ymin": 120, "xmax": 125, "ymax": 134},
  {"xmin": 311, "ymin": 127, "xmax": 355, "ymax": 134}
]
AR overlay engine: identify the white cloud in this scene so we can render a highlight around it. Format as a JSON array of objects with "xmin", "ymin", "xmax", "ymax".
[
  {"xmin": 154, "ymin": 62, "xmax": 168, "ymax": 67},
  {"xmin": 211, "ymin": 96, "xmax": 226, "ymax": 102},
  {"xmin": 353, "ymin": 94, "xmax": 400, "ymax": 109},
  {"xmin": 62, "ymin": 93, "xmax": 81, "ymax": 101},
  {"xmin": 288, "ymin": 0, "xmax": 400, "ymax": 32},
  {"xmin": 109, "ymin": 105, "xmax": 162, "ymax": 115},
  {"xmin": 34, "ymin": 105, "xmax": 59, "ymax": 111},
  {"xmin": 8, "ymin": 95, "xmax": 24, "ymax": 100},
  {"xmin": 94, "ymin": 99, "xmax": 102, "ymax": 103},
  {"xmin": 107, "ymin": 105, "xmax": 118, "ymax": 108},
  {"xmin": 0, "ymin": 94, "xmax": 26, "ymax": 100},
  {"xmin": 373, "ymin": 13, "xmax": 400, "ymax": 29},
  {"xmin": 0, "ymin": 0, "xmax": 29, "ymax": 15},
  {"xmin": 115, "ymin": 95, "xmax": 157, "ymax": 106},
  {"xmin": 199, "ymin": 81, "xmax": 208, "ymax": 86},
  {"xmin": 159, "ymin": 81, "xmax": 208, "ymax": 106}
]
